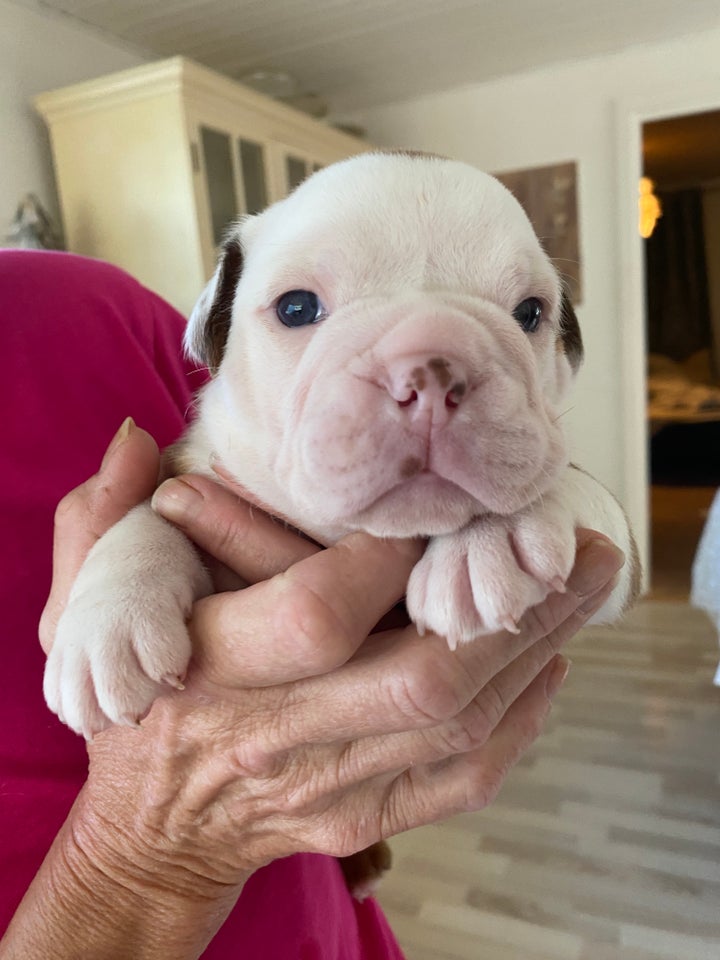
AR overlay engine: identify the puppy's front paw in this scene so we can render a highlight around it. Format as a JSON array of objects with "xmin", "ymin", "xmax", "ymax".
[
  {"xmin": 406, "ymin": 503, "xmax": 576, "ymax": 647},
  {"xmin": 43, "ymin": 506, "xmax": 211, "ymax": 739}
]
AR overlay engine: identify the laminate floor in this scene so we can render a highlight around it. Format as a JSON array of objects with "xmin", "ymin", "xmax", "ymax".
[{"xmin": 377, "ymin": 602, "xmax": 720, "ymax": 960}]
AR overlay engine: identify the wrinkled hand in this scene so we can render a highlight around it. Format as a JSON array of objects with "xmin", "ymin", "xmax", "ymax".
[{"xmin": 41, "ymin": 421, "xmax": 625, "ymax": 905}]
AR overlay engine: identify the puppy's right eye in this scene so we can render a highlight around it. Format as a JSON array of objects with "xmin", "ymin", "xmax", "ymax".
[
  {"xmin": 512, "ymin": 297, "xmax": 543, "ymax": 333},
  {"xmin": 276, "ymin": 290, "xmax": 326, "ymax": 327}
]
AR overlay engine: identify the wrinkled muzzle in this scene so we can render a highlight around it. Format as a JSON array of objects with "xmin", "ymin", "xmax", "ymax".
[{"xmin": 274, "ymin": 299, "xmax": 569, "ymax": 537}]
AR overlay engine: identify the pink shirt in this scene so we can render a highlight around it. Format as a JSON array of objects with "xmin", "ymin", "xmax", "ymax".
[{"xmin": 0, "ymin": 249, "xmax": 404, "ymax": 958}]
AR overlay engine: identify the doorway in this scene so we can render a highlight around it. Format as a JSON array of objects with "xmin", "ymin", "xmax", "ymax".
[{"xmin": 642, "ymin": 110, "xmax": 720, "ymax": 599}]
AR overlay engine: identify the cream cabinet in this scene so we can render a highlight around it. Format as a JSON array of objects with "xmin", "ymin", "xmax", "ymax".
[{"xmin": 35, "ymin": 57, "xmax": 368, "ymax": 316}]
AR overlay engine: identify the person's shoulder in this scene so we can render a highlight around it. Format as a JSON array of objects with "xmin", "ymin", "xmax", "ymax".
[{"xmin": 1, "ymin": 249, "xmax": 130, "ymax": 289}]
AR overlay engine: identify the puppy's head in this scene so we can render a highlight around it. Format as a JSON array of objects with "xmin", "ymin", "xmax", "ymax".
[{"xmin": 186, "ymin": 153, "xmax": 582, "ymax": 539}]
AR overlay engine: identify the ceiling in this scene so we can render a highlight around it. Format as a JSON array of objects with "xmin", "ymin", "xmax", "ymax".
[{"xmin": 19, "ymin": 0, "xmax": 720, "ymax": 114}]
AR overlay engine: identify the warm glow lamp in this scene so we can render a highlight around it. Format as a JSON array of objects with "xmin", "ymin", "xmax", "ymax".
[{"xmin": 639, "ymin": 177, "xmax": 662, "ymax": 238}]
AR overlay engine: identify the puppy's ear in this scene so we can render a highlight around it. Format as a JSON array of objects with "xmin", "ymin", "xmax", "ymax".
[
  {"xmin": 558, "ymin": 290, "xmax": 583, "ymax": 373},
  {"xmin": 184, "ymin": 232, "xmax": 244, "ymax": 373}
]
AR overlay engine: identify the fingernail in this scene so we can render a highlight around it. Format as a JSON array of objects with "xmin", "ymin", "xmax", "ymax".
[
  {"xmin": 568, "ymin": 539, "xmax": 625, "ymax": 598},
  {"xmin": 151, "ymin": 477, "xmax": 203, "ymax": 520},
  {"xmin": 100, "ymin": 417, "xmax": 134, "ymax": 472},
  {"xmin": 546, "ymin": 655, "xmax": 571, "ymax": 699}
]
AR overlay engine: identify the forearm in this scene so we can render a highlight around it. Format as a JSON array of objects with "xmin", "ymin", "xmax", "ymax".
[{"xmin": 0, "ymin": 792, "xmax": 248, "ymax": 960}]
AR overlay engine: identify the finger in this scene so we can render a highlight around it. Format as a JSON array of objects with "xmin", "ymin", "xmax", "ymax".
[
  {"xmin": 325, "ymin": 635, "xmax": 573, "ymax": 788},
  {"xmin": 151, "ymin": 474, "xmax": 319, "ymax": 583},
  {"xmin": 292, "ymin": 656, "xmax": 567, "ymax": 857},
  {"xmin": 188, "ymin": 532, "xmax": 424, "ymax": 687},
  {"xmin": 228, "ymin": 534, "xmax": 624, "ymax": 749},
  {"xmin": 39, "ymin": 420, "xmax": 160, "ymax": 653},
  {"xmin": 376, "ymin": 653, "xmax": 567, "ymax": 838},
  {"xmin": 275, "ymin": 641, "xmax": 571, "ymax": 801}
]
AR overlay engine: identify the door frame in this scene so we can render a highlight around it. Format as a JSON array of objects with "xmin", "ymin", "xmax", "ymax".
[{"xmin": 614, "ymin": 80, "xmax": 720, "ymax": 589}]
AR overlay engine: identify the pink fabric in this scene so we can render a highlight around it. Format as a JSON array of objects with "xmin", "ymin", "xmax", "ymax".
[{"xmin": 0, "ymin": 250, "xmax": 404, "ymax": 958}]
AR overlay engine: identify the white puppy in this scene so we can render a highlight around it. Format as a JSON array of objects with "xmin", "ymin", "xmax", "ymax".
[{"xmin": 44, "ymin": 152, "xmax": 638, "ymax": 739}]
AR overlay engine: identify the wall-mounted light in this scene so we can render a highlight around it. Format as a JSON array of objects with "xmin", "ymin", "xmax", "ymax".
[{"xmin": 639, "ymin": 177, "xmax": 662, "ymax": 238}]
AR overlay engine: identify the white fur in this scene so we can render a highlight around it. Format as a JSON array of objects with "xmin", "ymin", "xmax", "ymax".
[
  {"xmin": 47, "ymin": 154, "xmax": 636, "ymax": 738},
  {"xmin": 45, "ymin": 504, "xmax": 212, "ymax": 736}
]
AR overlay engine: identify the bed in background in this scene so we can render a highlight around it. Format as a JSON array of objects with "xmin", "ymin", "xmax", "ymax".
[{"xmin": 648, "ymin": 350, "xmax": 720, "ymax": 434}]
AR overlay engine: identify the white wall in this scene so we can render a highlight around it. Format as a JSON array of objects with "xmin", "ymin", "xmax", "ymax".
[
  {"xmin": 0, "ymin": 0, "xmax": 148, "ymax": 237},
  {"xmin": 356, "ymin": 28, "xmax": 720, "ymax": 562}
]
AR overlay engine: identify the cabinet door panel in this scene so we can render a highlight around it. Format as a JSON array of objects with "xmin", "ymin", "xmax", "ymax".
[
  {"xmin": 286, "ymin": 154, "xmax": 308, "ymax": 191},
  {"xmin": 200, "ymin": 126, "xmax": 239, "ymax": 246},
  {"xmin": 238, "ymin": 138, "xmax": 268, "ymax": 215}
]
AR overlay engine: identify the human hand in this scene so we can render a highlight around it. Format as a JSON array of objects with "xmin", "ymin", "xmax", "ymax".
[{"xmin": 41, "ymin": 420, "xmax": 625, "ymax": 932}]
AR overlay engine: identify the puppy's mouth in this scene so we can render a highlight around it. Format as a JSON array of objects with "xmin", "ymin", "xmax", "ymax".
[{"xmin": 350, "ymin": 468, "xmax": 482, "ymax": 537}]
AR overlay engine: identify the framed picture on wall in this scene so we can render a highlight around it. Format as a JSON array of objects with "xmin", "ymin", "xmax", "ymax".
[{"xmin": 494, "ymin": 161, "xmax": 582, "ymax": 304}]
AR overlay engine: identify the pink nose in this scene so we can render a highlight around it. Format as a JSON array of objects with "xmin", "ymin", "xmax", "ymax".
[{"xmin": 385, "ymin": 355, "xmax": 468, "ymax": 427}]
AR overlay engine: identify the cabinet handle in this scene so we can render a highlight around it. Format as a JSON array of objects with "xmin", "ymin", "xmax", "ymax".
[{"xmin": 190, "ymin": 142, "xmax": 200, "ymax": 174}]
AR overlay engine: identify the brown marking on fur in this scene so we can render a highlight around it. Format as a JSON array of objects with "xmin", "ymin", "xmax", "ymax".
[
  {"xmin": 559, "ymin": 291, "xmax": 584, "ymax": 373},
  {"xmin": 410, "ymin": 366, "xmax": 427, "ymax": 390},
  {"xmin": 400, "ymin": 456, "xmax": 423, "ymax": 479},
  {"xmin": 162, "ymin": 437, "xmax": 205, "ymax": 478},
  {"xmin": 450, "ymin": 381, "xmax": 467, "ymax": 398},
  {"xmin": 428, "ymin": 357, "xmax": 452, "ymax": 388},
  {"xmin": 159, "ymin": 444, "xmax": 183, "ymax": 482},
  {"xmin": 338, "ymin": 841, "xmax": 393, "ymax": 898},
  {"xmin": 203, "ymin": 236, "xmax": 244, "ymax": 375}
]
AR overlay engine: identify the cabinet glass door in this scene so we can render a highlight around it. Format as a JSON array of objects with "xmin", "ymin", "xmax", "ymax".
[
  {"xmin": 238, "ymin": 139, "xmax": 268, "ymax": 215},
  {"xmin": 286, "ymin": 155, "xmax": 309, "ymax": 191},
  {"xmin": 200, "ymin": 126, "xmax": 239, "ymax": 246}
]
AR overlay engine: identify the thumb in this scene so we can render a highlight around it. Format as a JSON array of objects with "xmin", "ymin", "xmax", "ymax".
[{"xmin": 39, "ymin": 419, "xmax": 160, "ymax": 653}]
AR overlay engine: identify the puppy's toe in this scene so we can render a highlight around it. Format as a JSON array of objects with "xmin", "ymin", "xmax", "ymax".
[
  {"xmin": 509, "ymin": 513, "xmax": 576, "ymax": 589},
  {"xmin": 407, "ymin": 546, "xmax": 487, "ymax": 646},
  {"xmin": 46, "ymin": 592, "xmax": 192, "ymax": 738},
  {"xmin": 45, "ymin": 641, "xmax": 111, "ymax": 739},
  {"xmin": 131, "ymin": 605, "xmax": 193, "ymax": 686}
]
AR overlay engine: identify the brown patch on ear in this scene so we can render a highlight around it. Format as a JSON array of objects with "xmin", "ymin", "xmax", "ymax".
[
  {"xmin": 205, "ymin": 237, "xmax": 244, "ymax": 374},
  {"xmin": 559, "ymin": 291, "xmax": 583, "ymax": 373}
]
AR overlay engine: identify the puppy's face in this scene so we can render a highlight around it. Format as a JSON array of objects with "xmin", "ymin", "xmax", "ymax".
[{"xmin": 186, "ymin": 154, "xmax": 582, "ymax": 539}]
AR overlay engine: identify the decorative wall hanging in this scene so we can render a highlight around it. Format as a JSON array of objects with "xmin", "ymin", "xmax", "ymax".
[{"xmin": 494, "ymin": 161, "xmax": 581, "ymax": 304}]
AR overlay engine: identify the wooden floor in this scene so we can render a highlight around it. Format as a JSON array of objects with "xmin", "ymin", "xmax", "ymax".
[{"xmin": 377, "ymin": 600, "xmax": 720, "ymax": 960}]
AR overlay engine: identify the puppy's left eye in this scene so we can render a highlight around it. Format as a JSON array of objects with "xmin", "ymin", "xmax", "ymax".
[
  {"xmin": 276, "ymin": 290, "xmax": 326, "ymax": 328},
  {"xmin": 512, "ymin": 297, "xmax": 543, "ymax": 333}
]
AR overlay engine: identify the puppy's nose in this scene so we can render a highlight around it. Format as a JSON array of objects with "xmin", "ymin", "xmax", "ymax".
[{"xmin": 385, "ymin": 355, "xmax": 468, "ymax": 428}]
